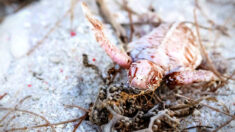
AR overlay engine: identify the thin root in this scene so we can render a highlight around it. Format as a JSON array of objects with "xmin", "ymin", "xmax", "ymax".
[
  {"xmin": 193, "ymin": 8, "xmax": 224, "ymax": 82},
  {"xmin": 5, "ymin": 117, "xmax": 86, "ymax": 131},
  {"xmin": 72, "ymin": 113, "xmax": 88, "ymax": 132},
  {"xmin": 0, "ymin": 93, "xmax": 7, "ymax": 100},
  {"xmin": 122, "ymin": 0, "xmax": 134, "ymax": 42},
  {"xmin": 0, "ymin": 107, "xmax": 56, "ymax": 132},
  {"xmin": 175, "ymin": 94, "xmax": 233, "ymax": 117},
  {"xmin": 27, "ymin": 0, "xmax": 80, "ymax": 55},
  {"xmin": 64, "ymin": 104, "xmax": 89, "ymax": 113},
  {"xmin": 0, "ymin": 95, "xmax": 32, "ymax": 124},
  {"xmin": 213, "ymin": 115, "xmax": 235, "ymax": 132}
]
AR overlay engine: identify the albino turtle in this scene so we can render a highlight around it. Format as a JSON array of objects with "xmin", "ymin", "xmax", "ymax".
[{"xmin": 81, "ymin": 3, "xmax": 218, "ymax": 90}]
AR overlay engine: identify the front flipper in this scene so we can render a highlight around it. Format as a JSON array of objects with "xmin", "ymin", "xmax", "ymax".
[
  {"xmin": 81, "ymin": 3, "xmax": 132, "ymax": 69},
  {"xmin": 166, "ymin": 70, "xmax": 218, "ymax": 87}
]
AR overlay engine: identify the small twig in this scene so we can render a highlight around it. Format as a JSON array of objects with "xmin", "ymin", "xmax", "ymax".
[
  {"xmin": 72, "ymin": 113, "xmax": 88, "ymax": 132},
  {"xmin": 183, "ymin": 125, "xmax": 213, "ymax": 130},
  {"xmin": 5, "ymin": 117, "xmax": 85, "ymax": 131},
  {"xmin": 211, "ymin": 70, "xmax": 235, "ymax": 92},
  {"xmin": 65, "ymin": 103, "xmax": 90, "ymax": 132},
  {"xmin": 183, "ymin": 21, "xmax": 212, "ymax": 30},
  {"xmin": 227, "ymin": 57, "xmax": 235, "ymax": 60},
  {"xmin": 212, "ymin": 16, "xmax": 231, "ymax": 52},
  {"xmin": 96, "ymin": 0, "xmax": 128, "ymax": 49},
  {"xmin": 70, "ymin": 0, "xmax": 76, "ymax": 30},
  {"xmin": 114, "ymin": 0, "xmax": 138, "ymax": 15},
  {"xmin": 213, "ymin": 115, "xmax": 235, "ymax": 132},
  {"xmin": 195, "ymin": 0, "xmax": 230, "ymax": 37},
  {"xmin": 121, "ymin": 21, "xmax": 160, "ymax": 27},
  {"xmin": 64, "ymin": 104, "xmax": 89, "ymax": 113},
  {"xmin": 123, "ymin": 0, "xmax": 134, "ymax": 42},
  {"xmin": 175, "ymin": 94, "xmax": 233, "ymax": 117},
  {"xmin": 0, "ymin": 107, "xmax": 56, "ymax": 132},
  {"xmin": 27, "ymin": 0, "xmax": 80, "ymax": 55},
  {"xmin": 4, "ymin": 115, "xmax": 16, "ymax": 128},
  {"xmin": 0, "ymin": 93, "xmax": 7, "ymax": 100},
  {"xmin": 195, "ymin": 0, "xmax": 215, "ymax": 26},
  {"xmin": 193, "ymin": 8, "xmax": 224, "ymax": 82},
  {"xmin": 0, "ymin": 95, "xmax": 31, "ymax": 124}
]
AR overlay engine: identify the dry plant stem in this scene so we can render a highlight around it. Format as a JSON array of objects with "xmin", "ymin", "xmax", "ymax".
[
  {"xmin": 0, "ymin": 95, "xmax": 31, "ymax": 124},
  {"xmin": 5, "ymin": 103, "xmax": 89, "ymax": 131},
  {"xmin": 123, "ymin": 0, "xmax": 134, "ymax": 42},
  {"xmin": 0, "ymin": 93, "xmax": 7, "ymax": 100},
  {"xmin": 202, "ymin": 103, "xmax": 232, "ymax": 117},
  {"xmin": 184, "ymin": 20, "xmax": 230, "ymax": 37},
  {"xmin": 96, "ymin": 0, "xmax": 127, "ymax": 38},
  {"xmin": 175, "ymin": 94, "xmax": 233, "ymax": 117},
  {"xmin": 96, "ymin": 0, "xmax": 128, "ymax": 45},
  {"xmin": 121, "ymin": 21, "xmax": 160, "ymax": 27},
  {"xmin": 183, "ymin": 125, "xmax": 213, "ymax": 130},
  {"xmin": 195, "ymin": 0, "xmax": 229, "ymax": 36},
  {"xmin": 116, "ymin": 0, "xmax": 160, "ymax": 27},
  {"xmin": 114, "ymin": 0, "xmax": 138, "ymax": 15},
  {"xmin": 227, "ymin": 57, "xmax": 235, "ymax": 60},
  {"xmin": 212, "ymin": 16, "xmax": 231, "ymax": 50},
  {"xmin": 0, "ymin": 107, "xmax": 55, "ymax": 132},
  {"xmin": 195, "ymin": 0, "xmax": 215, "ymax": 26},
  {"xmin": 72, "ymin": 113, "xmax": 88, "ymax": 132},
  {"xmin": 4, "ymin": 115, "xmax": 16, "ymax": 128},
  {"xmin": 183, "ymin": 21, "xmax": 212, "ymax": 30},
  {"xmin": 27, "ymin": 0, "xmax": 80, "ymax": 56},
  {"xmin": 212, "ymin": 70, "xmax": 235, "ymax": 91},
  {"xmin": 213, "ymin": 115, "xmax": 235, "ymax": 132},
  {"xmin": 70, "ymin": 0, "xmax": 76, "ymax": 29},
  {"xmin": 64, "ymin": 104, "xmax": 89, "ymax": 113},
  {"xmin": 5, "ymin": 117, "xmax": 84, "ymax": 131},
  {"xmin": 1, "ymin": 111, "xmax": 24, "ymax": 130},
  {"xmin": 193, "ymin": 8, "xmax": 223, "ymax": 81},
  {"xmin": 65, "ymin": 104, "xmax": 89, "ymax": 132}
]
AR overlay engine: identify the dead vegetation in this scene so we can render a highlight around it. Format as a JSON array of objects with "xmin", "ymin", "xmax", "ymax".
[{"xmin": 0, "ymin": 0, "xmax": 234, "ymax": 132}]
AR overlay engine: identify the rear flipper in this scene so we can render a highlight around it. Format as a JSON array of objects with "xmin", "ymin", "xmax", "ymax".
[
  {"xmin": 166, "ymin": 70, "xmax": 218, "ymax": 88},
  {"xmin": 81, "ymin": 3, "xmax": 132, "ymax": 69}
]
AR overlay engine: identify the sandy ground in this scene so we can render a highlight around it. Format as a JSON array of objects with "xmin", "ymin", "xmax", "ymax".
[{"xmin": 0, "ymin": 0, "xmax": 234, "ymax": 131}]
